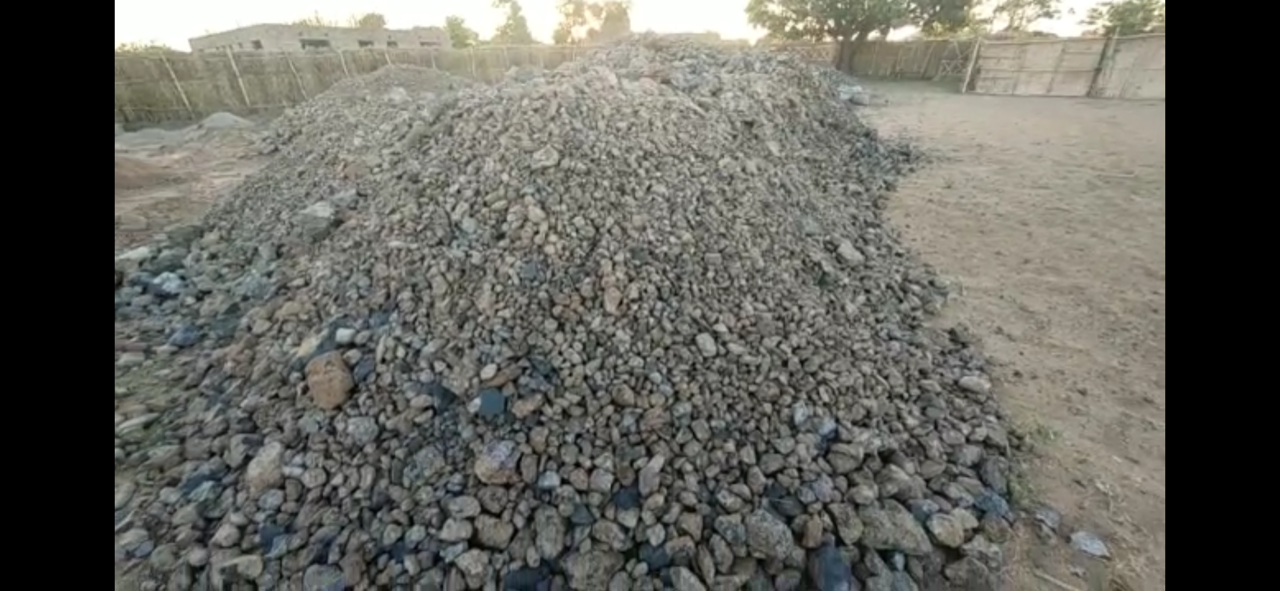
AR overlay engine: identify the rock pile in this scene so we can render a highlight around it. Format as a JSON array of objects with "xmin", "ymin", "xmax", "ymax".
[
  {"xmin": 262, "ymin": 65, "xmax": 475, "ymax": 157},
  {"xmin": 115, "ymin": 37, "xmax": 1019, "ymax": 591}
]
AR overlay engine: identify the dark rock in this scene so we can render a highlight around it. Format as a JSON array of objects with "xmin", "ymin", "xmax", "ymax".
[
  {"xmin": 477, "ymin": 388, "xmax": 507, "ymax": 418},
  {"xmin": 973, "ymin": 492, "xmax": 1011, "ymax": 520},
  {"xmin": 505, "ymin": 564, "xmax": 553, "ymax": 590},
  {"xmin": 612, "ymin": 485, "xmax": 641, "ymax": 510},
  {"xmin": 808, "ymin": 543, "xmax": 858, "ymax": 591},
  {"xmin": 639, "ymin": 543, "xmax": 672, "ymax": 572},
  {"xmin": 167, "ymin": 324, "xmax": 201, "ymax": 348}
]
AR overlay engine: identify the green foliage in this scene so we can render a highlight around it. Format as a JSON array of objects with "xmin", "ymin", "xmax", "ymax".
[
  {"xmin": 350, "ymin": 12, "xmax": 388, "ymax": 29},
  {"xmin": 445, "ymin": 15, "xmax": 481, "ymax": 48},
  {"xmin": 914, "ymin": 0, "xmax": 986, "ymax": 37},
  {"xmin": 1081, "ymin": 0, "xmax": 1165, "ymax": 36},
  {"xmin": 744, "ymin": 0, "xmax": 976, "ymax": 42},
  {"xmin": 989, "ymin": 0, "xmax": 1060, "ymax": 32},
  {"xmin": 553, "ymin": 0, "xmax": 632, "ymax": 45},
  {"xmin": 491, "ymin": 0, "xmax": 537, "ymax": 44}
]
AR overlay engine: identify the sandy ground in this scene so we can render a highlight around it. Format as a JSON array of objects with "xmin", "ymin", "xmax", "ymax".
[
  {"xmin": 114, "ymin": 125, "xmax": 266, "ymax": 250},
  {"xmin": 862, "ymin": 82, "xmax": 1166, "ymax": 590}
]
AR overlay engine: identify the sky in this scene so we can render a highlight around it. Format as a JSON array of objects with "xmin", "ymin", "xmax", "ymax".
[{"xmin": 115, "ymin": 0, "xmax": 1103, "ymax": 50}]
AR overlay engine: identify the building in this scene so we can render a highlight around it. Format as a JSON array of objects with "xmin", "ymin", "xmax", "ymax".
[{"xmin": 188, "ymin": 24, "xmax": 451, "ymax": 53}]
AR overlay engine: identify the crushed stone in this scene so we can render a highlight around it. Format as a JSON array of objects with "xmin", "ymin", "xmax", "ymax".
[{"xmin": 114, "ymin": 35, "xmax": 1022, "ymax": 591}]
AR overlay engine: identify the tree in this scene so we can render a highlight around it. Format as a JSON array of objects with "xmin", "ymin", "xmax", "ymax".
[
  {"xmin": 745, "ymin": 0, "xmax": 974, "ymax": 68},
  {"xmin": 1081, "ymin": 0, "xmax": 1164, "ymax": 36},
  {"xmin": 491, "ymin": 0, "xmax": 536, "ymax": 44},
  {"xmin": 553, "ymin": 0, "xmax": 632, "ymax": 45},
  {"xmin": 989, "ymin": 0, "xmax": 1060, "ymax": 33},
  {"xmin": 350, "ymin": 12, "xmax": 388, "ymax": 29},
  {"xmin": 293, "ymin": 11, "xmax": 337, "ymax": 27},
  {"xmin": 914, "ymin": 0, "xmax": 987, "ymax": 37},
  {"xmin": 445, "ymin": 15, "xmax": 481, "ymax": 48}
]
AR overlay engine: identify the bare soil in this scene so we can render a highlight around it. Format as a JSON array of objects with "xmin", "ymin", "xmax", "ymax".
[
  {"xmin": 114, "ymin": 129, "xmax": 266, "ymax": 250},
  {"xmin": 862, "ymin": 82, "xmax": 1166, "ymax": 590}
]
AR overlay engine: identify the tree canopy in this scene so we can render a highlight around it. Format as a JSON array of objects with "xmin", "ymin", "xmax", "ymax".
[
  {"xmin": 744, "ymin": 0, "xmax": 978, "ymax": 44},
  {"xmin": 350, "ymin": 12, "xmax": 388, "ymax": 29},
  {"xmin": 292, "ymin": 12, "xmax": 336, "ymax": 27},
  {"xmin": 491, "ymin": 0, "xmax": 537, "ymax": 44},
  {"xmin": 1081, "ymin": 0, "xmax": 1165, "ymax": 36},
  {"xmin": 989, "ymin": 0, "xmax": 1060, "ymax": 32},
  {"xmin": 445, "ymin": 15, "xmax": 481, "ymax": 48},
  {"xmin": 552, "ymin": 1, "xmax": 632, "ymax": 45}
]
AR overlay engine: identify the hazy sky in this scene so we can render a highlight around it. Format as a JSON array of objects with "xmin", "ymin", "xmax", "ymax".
[{"xmin": 115, "ymin": 0, "xmax": 1101, "ymax": 50}]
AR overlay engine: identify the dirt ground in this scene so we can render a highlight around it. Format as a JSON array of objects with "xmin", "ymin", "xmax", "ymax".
[
  {"xmin": 862, "ymin": 82, "xmax": 1166, "ymax": 590},
  {"xmin": 114, "ymin": 125, "xmax": 266, "ymax": 249}
]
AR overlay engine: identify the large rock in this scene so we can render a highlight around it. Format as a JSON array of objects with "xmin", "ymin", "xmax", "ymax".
[
  {"xmin": 808, "ymin": 544, "xmax": 857, "ymax": 591},
  {"xmin": 860, "ymin": 501, "xmax": 933, "ymax": 555},
  {"xmin": 828, "ymin": 503, "xmax": 864, "ymax": 545},
  {"xmin": 244, "ymin": 441, "xmax": 284, "ymax": 495},
  {"xmin": 474, "ymin": 440, "xmax": 521, "ymax": 485},
  {"xmin": 305, "ymin": 351, "xmax": 353, "ymax": 410},
  {"xmin": 564, "ymin": 550, "xmax": 624, "ymax": 590},
  {"xmin": 745, "ymin": 509, "xmax": 797, "ymax": 560}
]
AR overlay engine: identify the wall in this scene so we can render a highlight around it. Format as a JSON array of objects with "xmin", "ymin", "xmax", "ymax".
[
  {"xmin": 968, "ymin": 34, "xmax": 1165, "ymax": 99},
  {"xmin": 1091, "ymin": 34, "xmax": 1164, "ymax": 99},
  {"xmin": 189, "ymin": 24, "xmax": 450, "ymax": 53},
  {"xmin": 769, "ymin": 40, "xmax": 977, "ymax": 80}
]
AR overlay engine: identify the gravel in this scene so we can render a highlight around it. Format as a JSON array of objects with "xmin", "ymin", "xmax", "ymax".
[{"xmin": 114, "ymin": 35, "xmax": 1021, "ymax": 590}]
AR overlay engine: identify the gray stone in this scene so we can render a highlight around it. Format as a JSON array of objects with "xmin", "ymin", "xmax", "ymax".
[
  {"xmin": 744, "ymin": 509, "xmax": 796, "ymax": 560},
  {"xmin": 564, "ymin": 550, "xmax": 624, "ymax": 590},
  {"xmin": 860, "ymin": 501, "xmax": 933, "ymax": 555},
  {"xmin": 671, "ymin": 565, "xmax": 709, "ymax": 591}
]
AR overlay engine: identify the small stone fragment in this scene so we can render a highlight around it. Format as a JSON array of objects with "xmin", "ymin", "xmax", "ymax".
[{"xmin": 1070, "ymin": 531, "xmax": 1111, "ymax": 559}]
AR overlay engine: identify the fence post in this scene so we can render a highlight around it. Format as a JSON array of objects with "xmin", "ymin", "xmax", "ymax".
[
  {"xmin": 960, "ymin": 38, "xmax": 982, "ymax": 94},
  {"xmin": 429, "ymin": 48, "xmax": 437, "ymax": 70},
  {"xmin": 225, "ymin": 48, "xmax": 252, "ymax": 109},
  {"xmin": 284, "ymin": 53, "xmax": 310, "ymax": 101},
  {"xmin": 383, "ymin": 50, "xmax": 393, "ymax": 66},
  {"xmin": 920, "ymin": 41, "xmax": 938, "ymax": 79},
  {"xmin": 338, "ymin": 49, "xmax": 351, "ymax": 77},
  {"xmin": 1088, "ymin": 30, "xmax": 1121, "ymax": 98},
  {"xmin": 469, "ymin": 48, "xmax": 478, "ymax": 78},
  {"xmin": 159, "ymin": 53, "xmax": 195, "ymax": 119}
]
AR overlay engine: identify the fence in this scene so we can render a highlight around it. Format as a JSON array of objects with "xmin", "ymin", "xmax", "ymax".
[
  {"xmin": 115, "ymin": 46, "xmax": 591, "ymax": 123},
  {"xmin": 759, "ymin": 40, "xmax": 976, "ymax": 80},
  {"xmin": 114, "ymin": 40, "xmax": 975, "ymax": 123},
  {"xmin": 965, "ymin": 34, "xmax": 1164, "ymax": 99}
]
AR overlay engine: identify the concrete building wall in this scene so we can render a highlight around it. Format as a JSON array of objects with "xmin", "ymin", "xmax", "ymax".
[{"xmin": 189, "ymin": 24, "xmax": 451, "ymax": 53}]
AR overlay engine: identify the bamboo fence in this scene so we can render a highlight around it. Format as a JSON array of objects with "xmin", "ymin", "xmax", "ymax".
[{"xmin": 114, "ymin": 41, "xmax": 972, "ymax": 123}]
